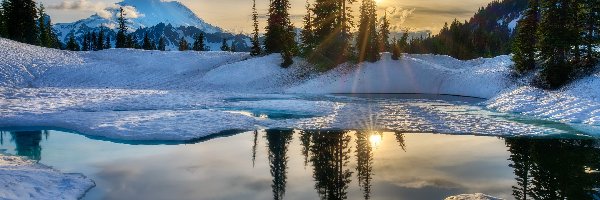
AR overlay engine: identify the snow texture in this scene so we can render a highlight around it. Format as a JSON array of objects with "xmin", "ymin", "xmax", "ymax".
[
  {"xmin": 1, "ymin": 38, "xmax": 599, "ymax": 141},
  {"xmin": 0, "ymin": 155, "xmax": 95, "ymax": 200}
]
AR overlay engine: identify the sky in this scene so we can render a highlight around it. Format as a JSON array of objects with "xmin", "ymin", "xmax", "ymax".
[{"xmin": 39, "ymin": 0, "xmax": 492, "ymax": 34}]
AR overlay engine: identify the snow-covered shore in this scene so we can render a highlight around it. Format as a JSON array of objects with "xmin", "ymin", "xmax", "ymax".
[
  {"xmin": 1, "ymin": 37, "xmax": 600, "ymax": 138},
  {"xmin": 1, "ymin": 37, "xmax": 599, "ymax": 200},
  {"xmin": 0, "ymin": 155, "xmax": 95, "ymax": 200}
]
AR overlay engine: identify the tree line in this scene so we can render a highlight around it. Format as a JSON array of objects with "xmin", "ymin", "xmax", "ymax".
[
  {"xmin": 0, "ymin": 0, "xmax": 60, "ymax": 48},
  {"xmin": 252, "ymin": 0, "xmax": 400, "ymax": 69},
  {"xmin": 512, "ymin": 0, "xmax": 599, "ymax": 89}
]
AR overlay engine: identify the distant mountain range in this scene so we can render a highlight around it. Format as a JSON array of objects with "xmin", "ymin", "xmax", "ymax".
[{"xmin": 53, "ymin": 0, "xmax": 250, "ymax": 51}]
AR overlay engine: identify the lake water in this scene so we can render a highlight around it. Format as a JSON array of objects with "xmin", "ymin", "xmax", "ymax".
[
  {"xmin": 1, "ymin": 94, "xmax": 600, "ymax": 199},
  {"xmin": 1, "ymin": 129, "xmax": 599, "ymax": 200}
]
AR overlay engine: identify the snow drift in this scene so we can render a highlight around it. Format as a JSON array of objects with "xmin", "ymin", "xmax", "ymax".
[{"xmin": 0, "ymin": 155, "xmax": 95, "ymax": 200}]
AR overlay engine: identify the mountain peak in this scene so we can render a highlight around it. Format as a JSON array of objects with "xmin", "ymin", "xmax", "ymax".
[{"xmin": 54, "ymin": 0, "xmax": 222, "ymax": 41}]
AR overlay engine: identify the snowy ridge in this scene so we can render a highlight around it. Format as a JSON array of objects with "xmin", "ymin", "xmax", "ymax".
[{"xmin": 0, "ymin": 155, "xmax": 95, "ymax": 200}]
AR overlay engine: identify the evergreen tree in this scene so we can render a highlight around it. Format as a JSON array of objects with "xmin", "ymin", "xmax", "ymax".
[
  {"xmin": 37, "ymin": 4, "xmax": 50, "ymax": 47},
  {"xmin": 300, "ymin": 0, "xmax": 315, "ymax": 55},
  {"xmin": 158, "ymin": 36, "xmax": 166, "ymax": 51},
  {"xmin": 142, "ymin": 32, "xmax": 153, "ymax": 50},
  {"xmin": 178, "ymin": 36, "xmax": 188, "ymax": 51},
  {"xmin": 391, "ymin": 36, "xmax": 400, "ymax": 60},
  {"xmin": 263, "ymin": 0, "xmax": 296, "ymax": 54},
  {"xmin": 5, "ymin": 0, "xmax": 38, "ymax": 44},
  {"xmin": 220, "ymin": 38, "xmax": 229, "ymax": 51},
  {"xmin": 230, "ymin": 41, "xmax": 237, "ymax": 52},
  {"xmin": 65, "ymin": 35, "xmax": 80, "ymax": 51},
  {"xmin": 0, "ymin": 0, "xmax": 6, "ymax": 37},
  {"xmin": 512, "ymin": 0, "xmax": 539, "ymax": 75},
  {"xmin": 583, "ymin": 0, "xmax": 599, "ymax": 63},
  {"xmin": 379, "ymin": 11, "xmax": 391, "ymax": 52},
  {"xmin": 96, "ymin": 28, "xmax": 104, "ymax": 50},
  {"xmin": 90, "ymin": 32, "xmax": 97, "ymax": 51},
  {"xmin": 250, "ymin": 0, "xmax": 261, "ymax": 56},
  {"xmin": 104, "ymin": 35, "xmax": 111, "ymax": 49},
  {"xmin": 82, "ymin": 32, "xmax": 89, "ymax": 51},
  {"xmin": 115, "ymin": 7, "xmax": 128, "ymax": 48},
  {"xmin": 192, "ymin": 33, "xmax": 205, "ymax": 51},
  {"xmin": 312, "ymin": 0, "xmax": 356, "ymax": 69},
  {"xmin": 356, "ymin": 0, "xmax": 379, "ymax": 62},
  {"xmin": 538, "ymin": 0, "xmax": 580, "ymax": 88}
]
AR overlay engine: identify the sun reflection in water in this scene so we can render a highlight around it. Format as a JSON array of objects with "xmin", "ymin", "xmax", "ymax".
[{"xmin": 369, "ymin": 133, "xmax": 383, "ymax": 149}]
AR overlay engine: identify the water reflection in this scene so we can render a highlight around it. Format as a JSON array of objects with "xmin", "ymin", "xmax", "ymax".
[
  {"xmin": 309, "ymin": 130, "xmax": 353, "ymax": 200},
  {"xmin": 506, "ymin": 138, "xmax": 600, "ymax": 200},
  {"xmin": 1, "ymin": 129, "xmax": 600, "ymax": 200},
  {"xmin": 1, "ymin": 130, "xmax": 46, "ymax": 161},
  {"xmin": 265, "ymin": 129, "xmax": 293, "ymax": 200}
]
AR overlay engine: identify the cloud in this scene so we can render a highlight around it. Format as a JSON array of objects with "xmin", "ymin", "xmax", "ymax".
[
  {"xmin": 48, "ymin": 0, "xmax": 107, "ymax": 11},
  {"xmin": 48, "ymin": 0, "xmax": 144, "ymax": 20}
]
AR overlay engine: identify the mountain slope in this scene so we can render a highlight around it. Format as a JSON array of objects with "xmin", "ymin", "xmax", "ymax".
[{"xmin": 53, "ymin": 0, "xmax": 224, "ymax": 47}]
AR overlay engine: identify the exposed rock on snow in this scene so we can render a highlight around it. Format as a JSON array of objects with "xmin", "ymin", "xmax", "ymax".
[{"xmin": 0, "ymin": 155, "xmax": 95, "ymax": 200}]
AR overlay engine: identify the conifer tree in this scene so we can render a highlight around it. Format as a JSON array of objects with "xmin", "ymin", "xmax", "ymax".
[
  {"xmin": 379, "ymin": 11, "xmax": 391, "ymax": 52},
  {"xmin": 90, "ymin": 32, "xmax": 97, "ymax": 51},
  {"xmin": 66, "ymin": 35, "xmax": 80, "ymax": 51},
  {"xmin": 538, "ymin": 0, "xmax": 581, "ymax": 88},
  {"xmin": 230, "ymin": 41, "xmax": 237, "ymax": 52},
  {"xmin": 356, "ymin": 0, "xmax": 379, "ymax": 62},
  {"xmin": 192, "ymin": 33, "xmax": 205, "ymax": 51},
  {"xmin": 178, "ymin": 36, "xmax": 188, "ymax": 51},
  {"xmin": 300, "ymin": 0, "xmax": 315, "ymax": 55},
  {"xmin": 158, "ymin": 36, "xmax": 166, "ymax": 51},
  {"xmin": 0, "ymin": 0, "xmax": 6, "ymax": 37},
  {"xmin": 37, "ymin": 4, "xmax": 50, "ymax": 47},
  {"xmin": 220, "ymin": 38, "xmax": 229, "ymax": 51},
  {"xmin": 512, "ymin": 0, "xmax": 539, "ymax": 75},
  {"xmin": 583, "ymin": 0, "xmax": 599, "ymax": 63},
  {"xmin": 104, "ymin": 35, "xmax": 111, "ymax": 49},
  {"xmin": 96, "ymin": 28, "xmax": 104, "ymax": 50},
  {"xmin": 250, "ymin": 0, "xmax": 261, "ymax": 56},
  {"xmin": 391, "ymin": 36, "xmax": 400, "ymax": 60},
  {"xmin": 5, "ymin": 0, "xmax": 38, "ymax": 44},
  {"xmin": 142, "ymin": 32, "xmax": 153, "ymax": 50},
  {"xmin": 312, "ymin": 0, "xmax": 356, "ymax": 68},
  {"xmin": 116, "ymin": 7, "xmax": 128, "ymax": 48},
  {"xmin": 264, "ymin": 0, "xmax": 296, "ymax": 55},
  {"xmin": 82, "ymin": 32, "xmax": 89, "ymax": 51}
]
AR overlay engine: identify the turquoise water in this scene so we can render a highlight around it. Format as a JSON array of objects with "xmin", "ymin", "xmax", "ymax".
[{"xmin": 1, "ymin": 129, "xmax": 599, "ymax": 200}]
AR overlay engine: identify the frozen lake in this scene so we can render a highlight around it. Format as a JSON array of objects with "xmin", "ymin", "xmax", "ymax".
[{"xmin": 1, "ymin": 95, "xmax": 600, "ymax": 199}]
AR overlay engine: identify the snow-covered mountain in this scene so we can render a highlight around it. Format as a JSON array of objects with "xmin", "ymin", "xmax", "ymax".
[{"xmin": 52, "ymin": 0, "xmax": 235, "ymax": 50}]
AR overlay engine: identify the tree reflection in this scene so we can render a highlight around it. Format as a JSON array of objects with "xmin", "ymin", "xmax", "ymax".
[
  {"xmin": 309, "ymin": 130, "xmax": 353, "ymax": 200},
  {"xmin": 506, "ymin": 137, "xmax": 600, "ymax": 200},
  {"xmin": 393, "ymin": 132, "xmax": 406, "ymax": 151},
  {"xmin": 252, "ymin": 130, "xmax": 258, "ymax": 167},
  {"xmin": 10, "ymin": 131, "xmax": 43, "ymax": 161},
  {"xmin": 266, "ymin": 129, "xmax": 294, "ymax": 200},
  {"xmin": 355, "ymin": 131, "xmax": 374, "ymax": 200},
  {"xmin": 299, "ymin": 130, "xmax": 312, "ymax": 167}
]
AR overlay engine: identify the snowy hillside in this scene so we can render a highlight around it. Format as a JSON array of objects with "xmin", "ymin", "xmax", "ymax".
[{"xmin": 1, "ymin": 38, "xmax": 600, "ymax": 141}]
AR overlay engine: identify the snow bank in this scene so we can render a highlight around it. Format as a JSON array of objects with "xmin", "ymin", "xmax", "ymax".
[
  {"xmin": 487, "ymin": 71, "xmax": 600, "ymax": 126},
  {"xmin": 288, "ymin": 53, "xmax": 513, "ymax": 99},
  {"xmin": 0, "ymin": 155, "xmax": 95, "ymax": 200},
  {"xmin": 445, "ymin": 193, "xmax": 503, "ymax": 200}
]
